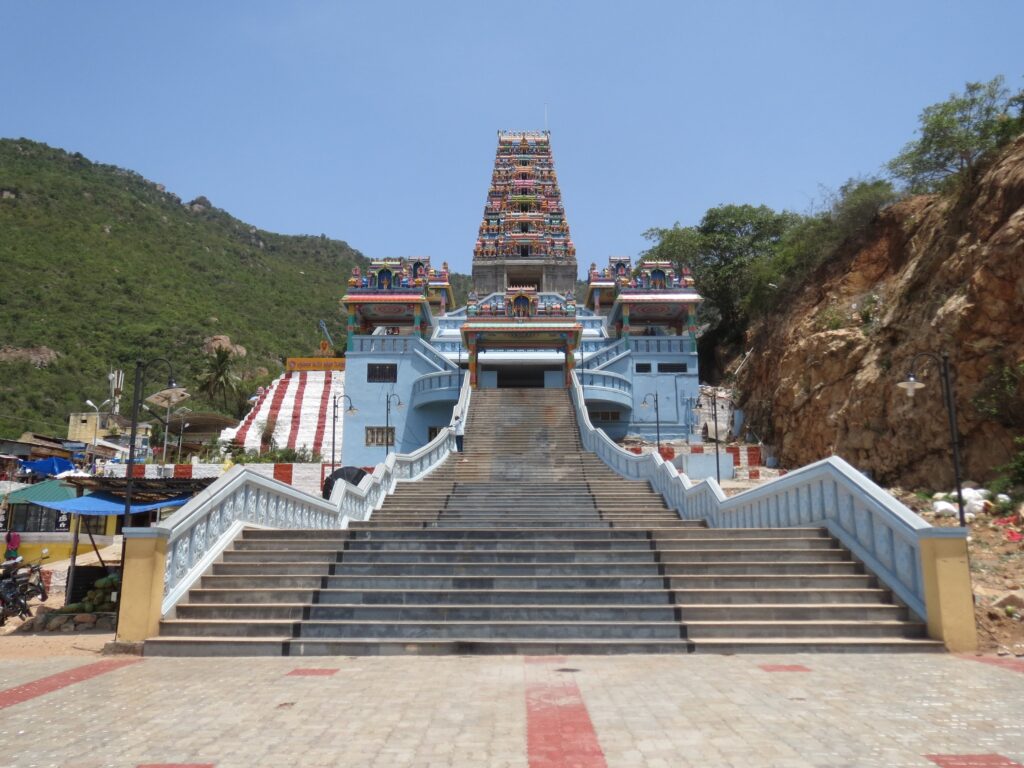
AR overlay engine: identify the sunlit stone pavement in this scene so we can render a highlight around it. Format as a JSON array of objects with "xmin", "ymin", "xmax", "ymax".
[{"xmin": 0, "ymin": 652, "xmax": 1022, "ymax": 767}]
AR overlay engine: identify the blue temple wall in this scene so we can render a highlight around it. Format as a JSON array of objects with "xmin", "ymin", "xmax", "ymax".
[{"xmin": 341, "ymin": 344, "xmax": 456, "ymax": 468}]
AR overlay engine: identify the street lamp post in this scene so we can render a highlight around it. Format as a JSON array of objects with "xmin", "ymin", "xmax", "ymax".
[
  {"xmin": 85, "ymin": 398, "xmax": 111, "ymax": 464},
  {"xmin": 897, "ymin": 351, "xmax": 966, "ymax": 527},
  {"xmin": 176, "ymin": 422, "xmax": 191, "ymax": 464},
  {"xmin": 331, "ymin": 393, "xmax": 357, "ymax": 471},
  {"xmin": 119, "ymin": 357, "xmax": 184, "ymax": 629},
  {"xmin": 384, "ymin": 393, "xmax": 403, "ymax": 457},
  {"xmin": 640, "ymin": 393, "xmax": 662, "ymax": 453}
]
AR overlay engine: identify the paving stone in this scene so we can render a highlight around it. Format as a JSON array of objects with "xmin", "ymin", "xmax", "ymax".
[{"xmin": 0, "ymin": 654, "xmax": 1021, "ymax": 766}]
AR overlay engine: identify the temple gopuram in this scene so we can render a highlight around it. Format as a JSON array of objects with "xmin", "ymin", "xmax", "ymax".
[
  {"xmin": 322, "ymin": 131, "xmax": 704, "ymax": 467},
  {"xmin": 472, "ymin": 131, "xmax": 576, "ymax": 294}
]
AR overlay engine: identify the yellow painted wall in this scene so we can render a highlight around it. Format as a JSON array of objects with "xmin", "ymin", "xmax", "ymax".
[{"xmin": 920, "ymin": 535, "xmax": 978, "ymax": 652}]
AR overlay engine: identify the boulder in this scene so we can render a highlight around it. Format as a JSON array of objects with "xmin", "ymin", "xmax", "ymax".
[
  {"xmin": 59, "ymin": 622, "xmax": 74, "ymax": 633},
  {"xmin": 47, "ymin": 614, "xmax": 71, "ymax": 630},
  {"xmin": 74, "ymin": 613, "xmax": 97, "ymax": 625}
]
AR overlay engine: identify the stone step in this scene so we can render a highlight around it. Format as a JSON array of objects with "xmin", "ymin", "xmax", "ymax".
[
  {"xmin": 349, "ymin": 528, "xmax": 653, "ymax": 540},
  {"xmin": 320, "ymin": 575, "xmax": 669, "ymax": 590},
  {"xmin": 669, "ymin": 575, "xmax": 877, "ymax": 590},
  {"xmin": 295, "ymin": 619, "xmax": 687, "ymax": 641},
  {"xmin": 240, "ymin": 529, "xmax": 350, "ymax": 540},
  {"xmin": 143, "ymin": 635, "xmax": 697, "ymax": 658},
  {"xmin": 655, "ymin": 549, "xmax": 850, "ymax": 562},
  {"xmin": 222, "ymin": 550, "xmax": 338, "ymax": 563},
  {"xmin": 177, "ymin": 603, "xmax": 681, "ymax": 623},
  {"xmin": 673, "ymin": 588, "xmax": 889, "ymax": 604},
  {"xmin": 664, "ymin": 561, "xmax": 863, "ymax": 575},
  {"xmin": 344, "ymin": 539, "xmax": 656, "ymax": 552},
  {"xmin": 337, "ymin": 551, "xmax": 659, "ymax": 564},
  {"xmin": 211, "ymin": 563, "xmax": 333, "ymax": 577},
  {"xmin": 675, "ymin": 604, "xmax": 906, "ymax": 621},
  {"xmin": 331, "ymin": 562, "xmax": 664, "ymax": 577},
  {"xmin": 688, "ymin": 637, "xmax": 943, "ymax": 654},
  {"xmin": 683, "ymin": 620, "xmax": 926, "ymax": 639}
]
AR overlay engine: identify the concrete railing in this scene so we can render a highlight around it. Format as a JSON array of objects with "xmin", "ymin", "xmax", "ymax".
[
  {"xmin": 568, "ymin": 371, "xmax": 972, "ymax": 642},
  {"xmin": 119, "ymin": 375, "xmax": 473, "ymax": 642},
  {"xmin": 627, "ymin": 337, "xmax": 693, "ymax": 355},
  {"xmin": 579, "ymin": 369, "xmax": 633, "ymax": 409},
  {"xmin": 410, "ymin": 370, "xmax": 463, "ymax": 407},
  {"xmin": 580, "ymin": 338, "xmax": 626, "ymax": 370}
]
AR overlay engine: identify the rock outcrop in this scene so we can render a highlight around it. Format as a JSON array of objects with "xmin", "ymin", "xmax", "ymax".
[{"xmin": 738, "ymin": 136, "xmax": 1024, "ymax": 487}]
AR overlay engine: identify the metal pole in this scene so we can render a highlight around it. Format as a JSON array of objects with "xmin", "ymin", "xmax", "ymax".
[
  {"xmin": 712, "ymin": 393, "xmax": 720, "ymax": 483},
  {"xmin": 941, "ymin": 353, "xmax": 967, "ymax": 527},
  {"xmin": 654, "ymin": 394, "xmax": 661, "ymax": 450},
  {"xmin": 116, "ymin": 360, "xmax": 144, "ymax": 630},
  {"xmin": 385, "ymin": 396, "xmax": 390, "ymax": 457},
  {"xmin": 331, "ymin": 395, "xmax": 338, "ymax": 472},
  {"xmin": 161, "ymin": 401, "xmax": 171, "ymax": 477}
]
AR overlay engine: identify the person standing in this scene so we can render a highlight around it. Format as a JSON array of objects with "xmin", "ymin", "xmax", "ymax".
[
  {"xmin": 452, "ymin": 414, "xmax": 465, "ymax": 454},
  {"xmin": 4, "ymin": 530, "xmax": 20, "ymax": 560}
]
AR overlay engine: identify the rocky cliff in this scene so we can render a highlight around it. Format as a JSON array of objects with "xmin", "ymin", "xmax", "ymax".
[{"xmin": 737, "ymin": 136, "xmax": 1024, "ymax": 487}]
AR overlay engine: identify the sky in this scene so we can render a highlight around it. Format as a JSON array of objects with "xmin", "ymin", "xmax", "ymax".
[{"xmin": 3, "ymin": 1, "xmax": 1023, "ymax": 277}]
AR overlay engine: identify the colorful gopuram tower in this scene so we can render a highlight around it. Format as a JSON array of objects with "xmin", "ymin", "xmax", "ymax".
[{"xmin": 472, "ymin": 131, "xmax": 577, "ymax": 294}]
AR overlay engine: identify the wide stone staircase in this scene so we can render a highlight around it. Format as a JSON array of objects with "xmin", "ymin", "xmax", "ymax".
[{"xmin": 146, "ymin": 388, "xmax": 941, "ymax": 656}]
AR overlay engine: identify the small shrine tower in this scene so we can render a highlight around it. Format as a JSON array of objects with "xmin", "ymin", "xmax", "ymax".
[{"xmin": 472, "ymin": 131, "xmax": 577, "ymax": 294}]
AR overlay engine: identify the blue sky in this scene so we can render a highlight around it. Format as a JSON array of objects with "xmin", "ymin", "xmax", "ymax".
[{"xmin": 3, "ymin": 2, "xmax": 1022, "ymax": 277}]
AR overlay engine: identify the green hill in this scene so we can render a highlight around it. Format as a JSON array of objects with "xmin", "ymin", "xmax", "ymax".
[{"xmin": 0, "ymin": 138, "xmax": 369, "ymax": 437}]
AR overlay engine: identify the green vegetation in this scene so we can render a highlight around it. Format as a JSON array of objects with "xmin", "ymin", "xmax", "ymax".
[
  {"xmin": 641, "ymin": 75, "xmax": 1022, "ymax": 375},
  {"xmin": 887, "ymin": 76, "xmax": 1024, "ymax": 193},
  {"xmin": 0, "ymin": 139, "xmax": 369, "ymax": 436},
  {"xmin": 195, "ymin": 349, "xmax": 243, "ymax": 416}
]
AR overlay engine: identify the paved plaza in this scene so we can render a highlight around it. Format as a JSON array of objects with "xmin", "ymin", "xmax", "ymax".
[{"xmin": 0, "ymin": 646, "xmax": 1022, "ymax": 768}]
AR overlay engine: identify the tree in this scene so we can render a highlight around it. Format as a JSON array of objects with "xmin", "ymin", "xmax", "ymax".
[
  {"xmin": 887, "ymin": 76, "xmax": 1024, "ymax": 192},
  {"xmin": 195, "ymin": 348, "xmax": 241, "ymax": 413},
  {"xmin": 645, "ymin": 205, "xmax": 799, "ymax": 343}
]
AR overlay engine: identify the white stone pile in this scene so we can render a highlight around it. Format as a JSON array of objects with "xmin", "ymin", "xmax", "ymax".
[{"xmin": 931, "ymin": 487, "xmax": 1014, "ymax": 524}]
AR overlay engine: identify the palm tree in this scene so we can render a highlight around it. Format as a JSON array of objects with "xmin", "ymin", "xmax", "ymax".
[{"xmin": 195, "ymin": 349, "xmax": 241, "ymax": 414}]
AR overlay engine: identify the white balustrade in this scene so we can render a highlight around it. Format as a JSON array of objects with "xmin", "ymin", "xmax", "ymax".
[
  {"xmin": 129, "ymin": 375, "xmax": 473, "ymax": 618},
  {"xmin": 568, "ymin": 371, "xmax": 964, "ymax": 622}
]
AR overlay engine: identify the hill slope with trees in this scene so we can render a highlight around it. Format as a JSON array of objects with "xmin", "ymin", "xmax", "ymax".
[{"xmin": 0, "ymin": 139, "xmax": 368, "ymax": 436}]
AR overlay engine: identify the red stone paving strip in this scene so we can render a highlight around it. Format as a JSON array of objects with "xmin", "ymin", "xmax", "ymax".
[
  {"xmin": 926, "ymin": 756, "xmax": 1024, "ymax": 767},
  {"xmin": 759, "ymin": 664, "xmax": 812, "ymax": 672},
  {"xmin": 137, "ymin": 764, "xmax": 216, "ymax": 768},
  {"xmin": 959, "ymin": 654, "xmax": 1024, "ymax": 674},
  {"xmin": 286, "ymin": 668, "xmax": 339, "ymax": 676},
  {"xmin": 0, "ymin": 658, "xmax": 141, "ymax": 711},
  {"xmin": 525, "ymin": 658, "xmax": 607, "ymax": 768}
]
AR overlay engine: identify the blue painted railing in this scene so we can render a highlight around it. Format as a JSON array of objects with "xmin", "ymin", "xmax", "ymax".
[
  {"xmin": 568, "ymin": 371, "xmax": 965, "ymax": 622},
  {"xmin": 628, "ymin": 337, "xmax": 693, "ymax": 355},
  {"xmin": 579, "ymin": 370, "xmax": 633, "ymax": 408},
  {"xmin": 411, "ymin": 370, "xmax": 462, "ymax": 406},
  {"xmin": 580, "ymin": 339, "xmax": 627, "ymax": 370}
]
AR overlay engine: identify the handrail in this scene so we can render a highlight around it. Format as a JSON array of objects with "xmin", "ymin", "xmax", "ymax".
[
  {"xmin": 149, "ymin": 465, "xmax": 342, "ymax": 615},
  {"xmin": 580, "ymin": 338, "xmax": 626, "ymax": 370},
  {"xmin": 411, "ymin": 370, "xmax": 462, "ymax": 400},
  {"xmin": 578, "ymin": 369, "xmax": 632, "ymax": 394},
  {"xmin": 131, "ymin": 375, "xmax": 473, "ymax": 617},
  {"xmin": 628, "ymin": 337, "xmax": 693, "ymax": 355},
  {"xmin": 567, "ymin": 370, "xmax": 962, "ymax": 621},
  {"xmin": 415, "ymin": 337, "xmax": 458, "ymax": 371}
]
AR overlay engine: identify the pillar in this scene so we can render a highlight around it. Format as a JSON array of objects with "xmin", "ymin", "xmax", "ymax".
[
  {"xmin": 919, "ymin": 531, "xmax": 978, "ymax": 652},
  {"xmin": 468, "ymin": 338, "xmax": 479, "ymax": 388},
  {"xmin": 346, "ymin": 306, "xmax": 357, "ymax": 351},
  {"xmin": 116, "ymin": 527, "xmax": 169, "ymax": 643}
]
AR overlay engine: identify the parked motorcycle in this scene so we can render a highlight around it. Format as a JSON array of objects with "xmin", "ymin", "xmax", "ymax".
[{"xmin": 0, "ymin": 548, "xmax": 48, "ymax": 626}]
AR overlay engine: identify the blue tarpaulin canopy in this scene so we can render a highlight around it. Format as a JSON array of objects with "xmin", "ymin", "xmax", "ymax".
[
  {"xmin": 34, "ymin": 492, "xmax": 192, "ymax": 516},
  {"xmin": 20, "ymin": 457, "xmax": 74, "ymax": 477}
]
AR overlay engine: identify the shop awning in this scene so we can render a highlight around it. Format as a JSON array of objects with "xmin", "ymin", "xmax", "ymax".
[
  {"xmin": 19, "ymin": 457, "xmax": 75, "ymax": 477},
  {"xmin": 33, "ymin": 492, "xmax": 192, "ymax": 516}
]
